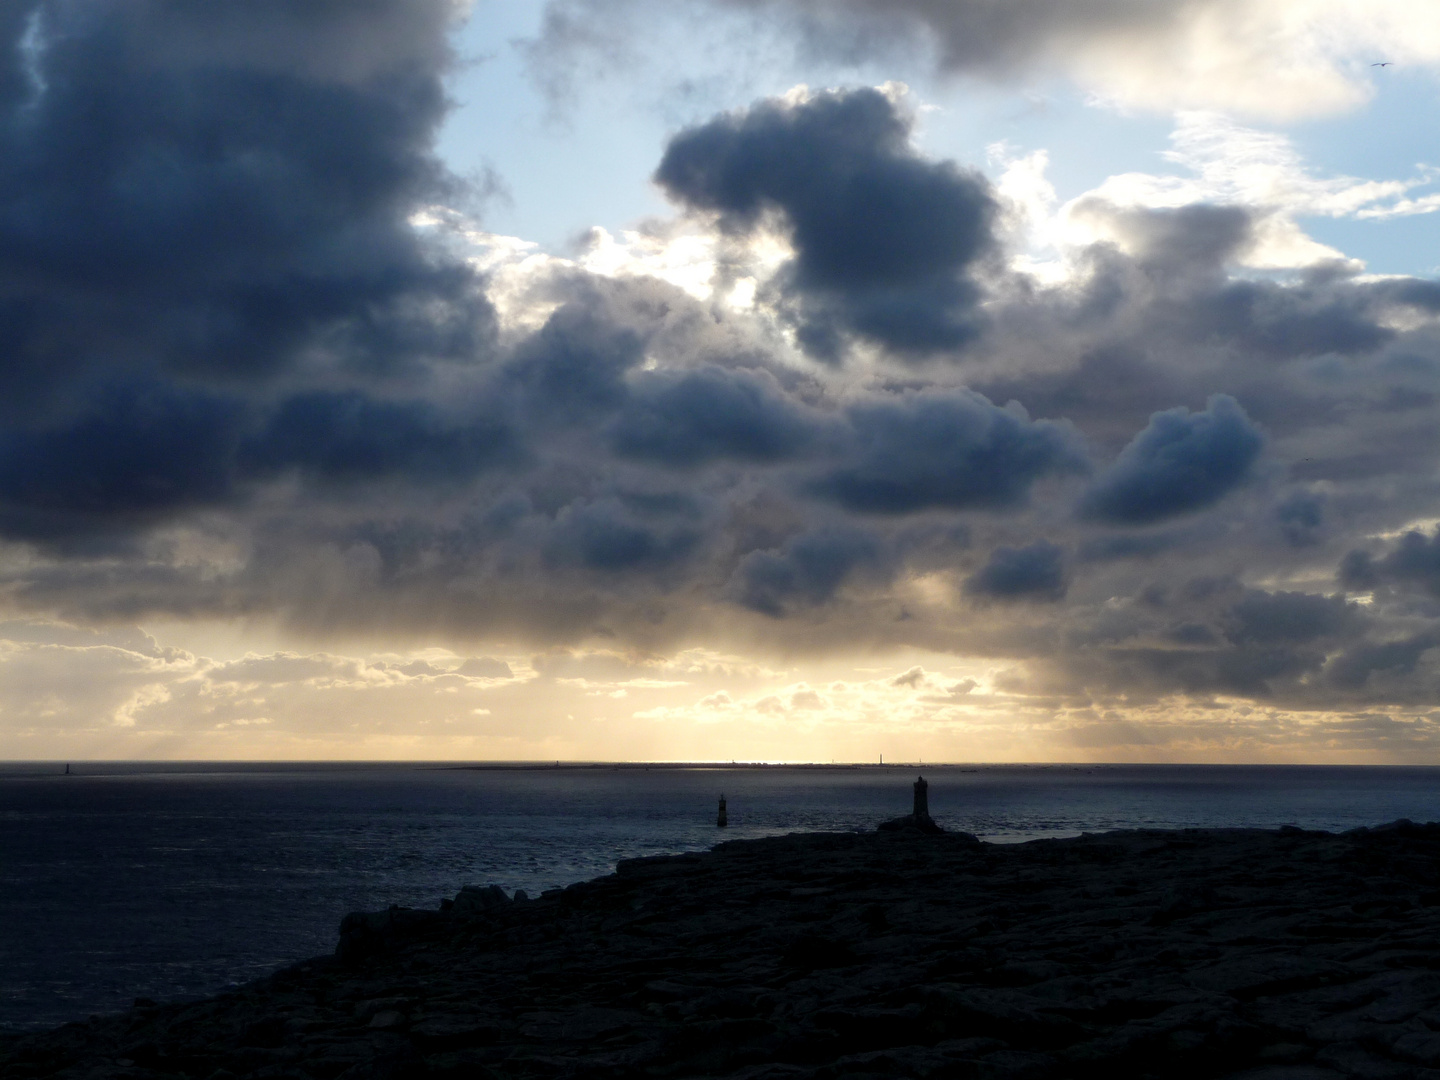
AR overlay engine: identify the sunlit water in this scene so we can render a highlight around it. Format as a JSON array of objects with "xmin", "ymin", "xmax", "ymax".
[{"xmin": 2, "ymin": 761, "xmax": 1438, "ymax": 1032}]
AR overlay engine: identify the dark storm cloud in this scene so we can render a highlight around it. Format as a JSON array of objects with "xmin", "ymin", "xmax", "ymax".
[
  {"xmin": 975, "ymin": 210, "xmax": 1404, "ymax": 465},
  {"xmin": 1223, "ymin": 589, "xmax": 1360, "ymax": 646},
  {"xmin": 813, "ymin": 391, "xmax": 1085, "ymax": 514},
  {"xmin": 654, "ymin": 87, "xmax": 996, "ymax": 361},
  {"xmin": 0, "ymin": 0, "xmax": 484, "ymax": 410},
  {"xmin": 1326, "ymin": 632, "xmax": 1440, "ymax": 692},
  {"xmin": 1085, "ymin": 204, "xmax": 1387, "ymax": 359},
  {"xmin": 1276, "ymin": 491, "xmax": 1325, "ymax": 547},
  {"xmin": 972, "ymin": 348, "xmax": 1185, "ymax": 454},
  {"xmin": 731, "ymin": 526, "xmax": 885, "ymax": 616},
  {"xmin": 1085, "ymin": 204, "xmax": 1396, "ymax": 358},
  {"xmin": 1338, "ymin": 549, "xmax": 1382, "ymax": 592},
  {"xmin": 1107, "ymin": 643, "xmax": 1324, "ymax": 699},
  {"xmin": 0, "ymin": 381, "xmax": 244, "ymax": 539},
  {"xmin": 1164, "ymin": 622, "xmax": 1219, "ymax": 647},
  {"xmin": 1030, "ymin": 579, "xmax": 1398, "ymax": 706},
  {"xmin": 0, "ymin": 0, "xmax": 500, "ymax": 543},
  {"xmin": 1079, "ymin": 395, "xmax": 1263, "ymax": 525},
  {"xmin": 502, "ymin": 298, "xmax": 647, "ymax": 425},
  {"xmin": 0, "ymin": 378, "xmax": 518, "ymax": 542},
  {"xmin": 964, "ymin": 540, "xmax": 1067, "ymax": 602},
  {"xmin": 1043, "ymin": 584, "xmax": 1365, "ymax": 700},
  {"xmin": 240, "ymin": 392, "xmax": 515, "ymax": 485},
  {"xmin": 542, "ymin": 499, "xmax": 700, "ymax": 573},
  {"xmin": 1197, "ymin": 279, "xmax": 1392, "ymax": 361},
  {"xmin": 1372, "ymin": 278, "xmax": 1440, "ymax": 313},
  {"xmin": 610, "ymin": 365, "xmax": 819, "ymax": 465},
  {"xmin": 1340, "ymin": 528, "xmax": 1440, "ymax": 599},
  {"xmin": 1078, "ymin": 530, "xmax": 1189, "ymax": 562}
]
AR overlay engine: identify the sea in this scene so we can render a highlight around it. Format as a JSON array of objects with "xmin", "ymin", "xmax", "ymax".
[{"xmin": 2, "ymin": 761, "xmax": 1439, "ymax": 1033}]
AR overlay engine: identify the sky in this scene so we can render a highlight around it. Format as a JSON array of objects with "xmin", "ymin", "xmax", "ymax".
[{"xmin": 5, "ymin": 1, "xmax": 1440, "ymax": 763}]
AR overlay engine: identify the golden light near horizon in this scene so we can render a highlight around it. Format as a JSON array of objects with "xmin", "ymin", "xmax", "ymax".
[{"xmin": 2, "ymin": 614, "xmax": 1435, "ymax": 764}]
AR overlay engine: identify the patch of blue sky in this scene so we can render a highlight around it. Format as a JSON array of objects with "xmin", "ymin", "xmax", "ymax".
[
  {"xmin": 1284, "ymin": 71, "xmax": 1440, "ymax": 276},
  {"xmin": 433, "ymin": 0, "xmax": 655, "ymax": 250}
]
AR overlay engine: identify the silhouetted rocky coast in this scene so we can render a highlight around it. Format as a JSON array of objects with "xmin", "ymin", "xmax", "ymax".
[{"xmin": 9, "ymin": 820, "xmax": 1440, "ymax": 1079}]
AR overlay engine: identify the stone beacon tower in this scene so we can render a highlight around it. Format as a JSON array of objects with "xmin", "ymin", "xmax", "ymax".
[
  {"xmin": 878, "ymin": 774, "xmax": 943, "ymax": 833},
  {"xmin": 717, "ymin": 794, "xmax": 728, "ymax": 827}
]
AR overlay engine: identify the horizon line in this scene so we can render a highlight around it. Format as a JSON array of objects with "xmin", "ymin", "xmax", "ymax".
[{"xmin": 2, "ymin": 759, "xmax": 1435, "ymax": 769}]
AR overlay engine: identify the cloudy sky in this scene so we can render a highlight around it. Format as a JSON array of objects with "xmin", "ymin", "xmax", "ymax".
[{"xmin": 5, "ymin": 0, "xmax": 1440, "ymax": 763}]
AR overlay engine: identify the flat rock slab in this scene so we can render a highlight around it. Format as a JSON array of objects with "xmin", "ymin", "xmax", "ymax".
[{"xmin": 8, "ymin": 823, "xmax": 1440, "ymax": 1079}]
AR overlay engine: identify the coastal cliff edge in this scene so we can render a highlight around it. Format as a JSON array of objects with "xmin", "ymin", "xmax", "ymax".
[{"xmin": 7, "ymin": 822, "xmax": 1440, "ymax": 1079}]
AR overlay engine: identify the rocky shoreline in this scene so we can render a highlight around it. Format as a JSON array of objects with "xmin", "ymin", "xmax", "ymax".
[{"xmin": 8, "ymin": 820, "xmax": 1440, "ymax": 1079}]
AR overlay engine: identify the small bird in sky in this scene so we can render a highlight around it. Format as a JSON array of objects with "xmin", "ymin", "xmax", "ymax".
[{"xmin": 1372, "ymin": 61, "xmax": 1393, "ymax": 67}]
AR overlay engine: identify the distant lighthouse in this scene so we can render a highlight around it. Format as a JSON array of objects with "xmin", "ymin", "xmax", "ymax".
[
  {"xmin": 717, "ymin": 793, "xmax": 728, "ymax": 827},
  {"xmin": 877, "ymin": 774, "xmax": 943, "ymax": 833}
]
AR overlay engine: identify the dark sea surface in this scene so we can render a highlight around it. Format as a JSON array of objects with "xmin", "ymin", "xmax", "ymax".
[{"xmin": 2, "ymin": 761, "xmax": 1439, "ymax": 1032}]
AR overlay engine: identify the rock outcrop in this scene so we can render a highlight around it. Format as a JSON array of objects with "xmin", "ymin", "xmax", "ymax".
[{"xmin": 9, "ymin": 821, "xmax": 1440, "ymax": 1078}]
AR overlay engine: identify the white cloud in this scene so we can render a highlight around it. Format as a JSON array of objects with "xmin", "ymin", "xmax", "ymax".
[
  {"xmin": 751, "ymin": 0, "xmax": 1440, "ymax": 121},
  {"xmin": 995, "ymin": 112, "xmax": 1440, "ymax": 275},
  {"xmin": 112, "ymin": 683, "xmax": 172, "ymax": 728},
  {"xmin": 1157, "ymin": 112, "xmax": 1438, "ymax": 223},
  {"xmin": 576, "ymin": 226, "xmax": 717, "ymax": 299},
  {"xmin": 1059, "ymin": 0, "xmax": 1410, "ymax": 120}
]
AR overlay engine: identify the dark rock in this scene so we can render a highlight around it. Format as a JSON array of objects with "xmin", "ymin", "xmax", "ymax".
[
  {"xmin": 451, "ymin": 884, "xmax": 509, "ymax": 914},
  {"xmin": 784, "ymin": 934, "xmax": 860, "ymax": 970},
  {"xmin": 336, "ymin": 906, "xmax": 444, "ymax": 964},
  {"xmin": 11, "ymin": 822, "xmax": 1440, "ymax": 1079},
  {"xmin": 517, "ymin": 1007, "xmax": 638, "ymax": 1042},
  {"xmin": 876, "ymin": 813, "xmax": 945, "ymax": 834},
  {"xmin": 240, "ymin": 1017, "xmax": 288, "ymax": 1047},
  {"xmin": 1393, "ymin": 1029, "xmax": 1440, "ymax": 1066}
]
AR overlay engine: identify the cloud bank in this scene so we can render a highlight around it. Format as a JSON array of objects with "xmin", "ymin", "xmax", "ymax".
[
  {"xmin": 534, "ymin": 0, "xmax": 1440, "ymax": 119},
  {"xmin": 4, "ymin": 2, "xmax": 1440, "ymax": 758}
]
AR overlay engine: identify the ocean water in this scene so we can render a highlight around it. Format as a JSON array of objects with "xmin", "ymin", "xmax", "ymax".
[{"xmin": 2, "ymin": 761, "xmax": 1439, "ymax": 1033}]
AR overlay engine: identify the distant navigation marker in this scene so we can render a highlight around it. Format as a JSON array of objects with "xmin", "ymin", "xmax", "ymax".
[{"xmin": 717, "ymin": 794, "xmax": 728, "ymax": 827}]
